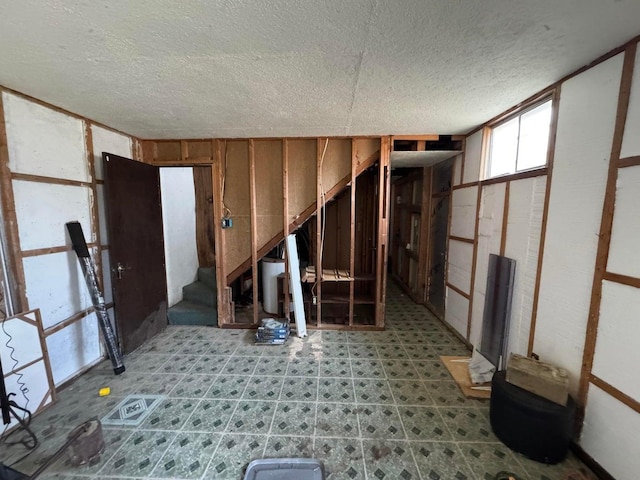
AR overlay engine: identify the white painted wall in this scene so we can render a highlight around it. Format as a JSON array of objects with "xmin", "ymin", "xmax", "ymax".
[
  {"xmin": 160, "ymin": 167, "xmax": 199, "ymax": 307},
  {"xmin": 533, "ymin": 53, "xmax": 623, "ymax": 393}
]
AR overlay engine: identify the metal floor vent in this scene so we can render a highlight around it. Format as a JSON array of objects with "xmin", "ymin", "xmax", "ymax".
[{"xmin": 101, "ymin": 394, "xmax": 165, "ymax": 426}]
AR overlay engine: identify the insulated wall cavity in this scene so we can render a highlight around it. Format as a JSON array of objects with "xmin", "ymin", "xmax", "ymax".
[
  {"xmin": 463, "ymin": 130, "xmax": 483, "ymax": 184},
  {"xmin": 533, "ymin": 54, "xmax": 623, "ymax": 393},
  {"xmin": 620, "ymin": 44, "xmax": 640, "ymax": 159},
  {"xmin": 504, "ymin": 176, "xmax": 546, "ymax": 357},
  {"xmin": 91, "ymin": 124, "xmax": 132, "ymax": 180},
  {"xmin": 445, "ymin": 287, "xmax": 469, "ymax": 338},
  {"xmin": 160, "ymin": 167, "xmax": 198, "ymax": 307},
  {"xmin": 607, "ymin": 166, "xmax": 640, "ymax": 277},
  {"xmin": 3, "ymin": 92, "xmax": 88, "ymax": 182},
  {"xmin": 469, "ymin": 183, "xmax": 505, "ymax": 345},
  {"xmin": 450, "ymin": 186, "xmax": 477, "ymax": 239},
  {"xmin": 447, "ymin": 239, "xmax": 473, "ymax": 294},
  {"xmin": 581, "ymin": 385, "xmax": 640, "ymax": 480}
]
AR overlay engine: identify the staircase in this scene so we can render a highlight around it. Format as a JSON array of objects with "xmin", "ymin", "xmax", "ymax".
[{"xmin": 167, "ymin": 267, "xmax": 218, "ymax": 326}]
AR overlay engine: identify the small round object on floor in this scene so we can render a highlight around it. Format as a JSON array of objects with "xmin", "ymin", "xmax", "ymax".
[
  {"xmin": 67, "ymin": 419, "xmax": 106, "ymax": 466},
  {"xmin": 490, "ymin": 370, "xmax": 575, "ymax": 464}
]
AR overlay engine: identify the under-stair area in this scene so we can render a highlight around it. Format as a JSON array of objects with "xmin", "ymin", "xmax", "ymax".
[{"xmin": 167, "ymin": 267, "xmax": 218, "ymax": 326}]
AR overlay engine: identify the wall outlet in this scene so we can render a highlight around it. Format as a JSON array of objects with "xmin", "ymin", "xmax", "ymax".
[
  {"xmin": 221, "ymin": 217, "xmax": 233, "ymax": 228},
  {"xmin": 312, "ymin": 296, "xmax": 317, "ymax": 305}
]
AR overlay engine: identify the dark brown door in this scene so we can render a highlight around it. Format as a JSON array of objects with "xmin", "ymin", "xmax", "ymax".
[{"xmin": 103, "ymin": 153, "xmax": 167, "ymax": 354}]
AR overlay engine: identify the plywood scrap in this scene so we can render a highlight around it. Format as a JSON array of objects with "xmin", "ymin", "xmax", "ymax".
[{"xmin": 441, "ymin": 356, "xmax": 491, "ymax": 399}]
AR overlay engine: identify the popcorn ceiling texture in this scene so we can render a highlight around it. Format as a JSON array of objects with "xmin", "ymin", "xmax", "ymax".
[{"xmin": 1, "ymin": 0, "xmax": 640, "ymax": 138}]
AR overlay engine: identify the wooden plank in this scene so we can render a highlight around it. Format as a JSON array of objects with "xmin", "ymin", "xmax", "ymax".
[
  {"xmin": 602, "ymin": 271, "xmax": 640, "ymax": 288},
  {"xmin": 249, "ymin": 139, "xmax": 259, "ymax": 325},
  {"xmin": 22, "ymin": 242, "xmax": 99, "ymax": 258},
  {"xmin": 85, "ymin": 121, "xmax": 103, "ymax": 294},
  {"xmin": 0, "ymin": 93, "xmax": 27, "ymax": 311},
  {"xmin": 618, "ymin": 155, "xmax": 640, "ymax": 169},
  {"xmin": 44, "ymin": 306, "xmax": 94, "ymax": 337},
  {"xmin": 452, "ymin": 181, "xmax": 480, "ymax": 191},
  {"xmin": 446, "ymin": 282, "xmax": 470, "ymax": 300},
  {"xmin": 180, "ymin": 140, "xmax": 188, "ymax": 162},
  {"xmin": 578, "ymin": 43, "xmax": 637, "ymax": 414},
  {"xmin": 590, "ymin": 374, "xmax": 640, "ymax": 415},
  {"xmin": 417, "ymin": 167, "xmax": 430, "ymax": 303},
  {"xmin": 316, "ymin": 138, "xmax": 326, "ymax": 327},
  {"xmin": 212, "ymin": 139, "xmax": 230, "ymax": 325},
  {"xmin": 459, "ymin": 138, "xmax": 466, "ymax": 185},
  {"xmin": 480, "ymin": 167, "xmax": 548, "ymax": 186},
  {"xmin": 33, "ymin": 309, "xmax": 57, "ymax": 402},
  {"xmin": 282, "ymin": 140, "xmax": 290, "ymax": 319},
  {"xmin": 193, "ymin": 166, "xmax": 216, "ymax": 267},
  {"xmin": 528, "ymin": 86, "xmax": 561, "ymax": 356},
  {"xmin": 391, "ymin": 134, "xmax": 440, "ymax": 141},
  {"xmin": 449, "ymin": 235, "xmax": 474, "ymax": 244},
  {"xmin": 227, "ymin": 229, "xmax": 284, "ymax": 285},
  {"xmin": 11, "ymin": 172, "xmax": 92, "ymax": 188},
  {"xmin": 349, "ymin": 139, "xmax": 356, "ymax": 326},
  {"xmin": 466, "ymin": 128, "xmax": 490, "ymax": 340},
  {"xmin": 376, "ymin": 136, "xmax": 391, "ymax": 327},
  {"xmin": 500, "ymin": 181, "xmax": 510, "ymax": 256}
]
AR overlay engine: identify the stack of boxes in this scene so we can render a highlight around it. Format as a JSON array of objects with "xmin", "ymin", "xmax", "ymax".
[{"xmin": 255, "ymin": 318, "xmax": 290, "ymax": 345}]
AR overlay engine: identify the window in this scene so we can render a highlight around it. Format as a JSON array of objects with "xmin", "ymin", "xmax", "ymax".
[{"xmin": 486, "ymin": 99, "xmax": 553, "ymax": 179}]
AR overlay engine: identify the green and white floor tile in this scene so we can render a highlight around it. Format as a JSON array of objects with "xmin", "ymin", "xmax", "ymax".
[{"xmin": 2, "ymin": 283, "xmax": 597, "ymax": 480}]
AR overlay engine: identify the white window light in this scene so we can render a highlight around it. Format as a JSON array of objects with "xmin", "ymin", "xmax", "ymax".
[{"xmin": 487, "ymin": 100, "xmax": 552, "ymax": 179}]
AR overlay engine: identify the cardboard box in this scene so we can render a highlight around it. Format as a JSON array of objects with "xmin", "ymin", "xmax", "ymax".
[{"xmin": 506, "ymin": 353, "xmax": 569, "ymax": 405}]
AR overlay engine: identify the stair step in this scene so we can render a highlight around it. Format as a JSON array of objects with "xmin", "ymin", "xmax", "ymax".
[
  {"xmin": 198, "ymin": 267, "xmax": 217, "ymax": 290},
  {"xmin": 183, "ymin": 281, "xmax": 216, "ymax": 308},
  {"xmin": 168, "ymin": 300, "xmax": 217, "ymax": 326}
]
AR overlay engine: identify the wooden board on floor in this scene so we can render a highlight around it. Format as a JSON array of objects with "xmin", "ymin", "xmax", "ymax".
[{"xmin": 441, "ymin": 355, "xmax": 492, "ymax": 399}]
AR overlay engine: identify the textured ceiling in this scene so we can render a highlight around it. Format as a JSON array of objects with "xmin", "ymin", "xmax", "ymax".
[{"xmin": 1, "ymin": 1, "xmax": 639, "ymax": 139}]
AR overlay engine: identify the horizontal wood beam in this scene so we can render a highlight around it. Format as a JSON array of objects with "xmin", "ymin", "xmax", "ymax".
[
  {"xmin": 446, "ymin": 281, "xmax": 470, "ymax": 300},
  {"xmin": 11, "ymin": 172, "xmax": 92, "ymax": 188},
  {"xmin": 603, "ymin": 271, "xmax": 640, "ymax": 289},
  {"xmin": 449, "ymin": 235, "xmax": 474, "ymax": 245},
  {"xmin": 590, "ymin": 374, "xmax": 640, "ymax": 415},
  {"xmin": 618, "ymin": 155, "xmax": 640, "ymax": 169}
]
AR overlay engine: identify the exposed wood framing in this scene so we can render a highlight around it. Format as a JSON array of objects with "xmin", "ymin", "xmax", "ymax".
[
  {"xmin": 11, "ymin": 172, "xmax": 92, "ymax": 188},
  {"xmin": 449, "ymin": 235, "xmax": 474, "ymax": 244},
  {"xmin": 500, "ymin": 181, "xmax": 510, "ymax": 256},
  {"xmin": 481, "ymin": 167, "xmax": 548, "ymax": 186},
  {"xmin": 590, "ymin": 374, "xmax": 640, "ymax": 415},
  {"xmin": 527, "ymin": 86, "xmax": 561, "ymax": 356},
  {"xmin": 212, "ymin": 139, "xmax": 231, "ymax": 325},
  {"xmin": 618, "ymin": 155, "xmax": 640, "ymax": 169},
  {"xmin": 375, "ymin": 136, "xmax": 391, "ymax": 327},
  {"xmin": 0, "ymin": 93, "xmax": 27, "ymax": 311},
  {"xmin": 316, "ymin": 138, "xmax": 325, "ymax": 327},
  {"xmin": 466, "ymin": 127, "xmax": 491, "ymax": 341},
  {"xmin": 602, "ymin": 271, "xmax": 640, "ymax": 289},
  {"xmin": 459, "ymin": 138, "xmax": 466, "ymax": 185},
  {"xmin": 349, "ymin": 139, "xmax": 356, "ymax": 325},
  {"xmin": 452, "ymin": 181, "xmax": 480, "ymax": 191},
  {"xmin": 85, "ymin": 122, "xmax": 103, "ymax": 293},
  {"xmin": 21, "ymin": 242, "xmax": 99, "ymax": 258},
  {"xmin": 417, "ymin": 167, "xmax": 431, "ymax": 303},
  {"xmin": 249, "ymin": 140, "xmax": 259, "ymax": 325},
  {"xmin": 578, "ymin": 43, "xmax": 637, "ymax": 413},
  {"xmin": 282, "ymin": 140, "xmax": 291, "ymax": 319},
  {"xmin": 446, "ymin": 281, "xmax": 470, "ymax": 300}
]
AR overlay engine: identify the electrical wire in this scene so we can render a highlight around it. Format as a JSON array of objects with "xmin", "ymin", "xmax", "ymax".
[
  {"xmin": 1, "ymin": 318, "xmax": 30, "ymax": 415},
  {"xmin": 312, "ymin": 138, "xmax": 330, "ymax": 298}
]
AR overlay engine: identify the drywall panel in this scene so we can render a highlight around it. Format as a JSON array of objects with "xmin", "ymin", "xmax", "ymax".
[
  {"xmin": 447, "ymin": 239, "xmax": 474, "ymax": 294},
  {"xmin": 620, "ymin": 43, "xmax": 640, "ymax": 159},
  {"xmin": 287, "ymin": 139, "xmax": 316, "ymax": 225},
  {"xmin": 534, "ymin": 54, "xmax": 623, "ymax": 393},
  {"xmin": 463, "ymin": 130, "xmax": 483, "ymax": 184},
  {"xmin": 13, "ymin": 180, "xmax": 93, "ymax": 251},
  {"xmin": 469, "ymin": 183, "xmax": 505, "ymax": 346},
  {"xmin": 254, "ymin": 140, "xmax": 284, "ymax": 249},
  {"xmin": 321, "ymin": 138, "xmax": 351, "ymax": 194},
  {"xmin": 96, "ymin": 184, "xmax": 108, "ymax": 244},
  {"xmin": 3, "ymin": 92, "xmax": 89, "ymax": 182},
  {"xmin": 592, "ymin": 281, "xmax": 640, "ymax": 401},
  {"xmin": 91, "ymin": 124, "xmax": 132, "ymax": 180},
  {"xmin": 445, "ymin": 287, "xmax": 469, "ymax": 338},
  {"xmin": 160, "ymin": 167, "xmax": 198, "ymax": 307},
  {"xmin": 607, "ymin": 166, "xmax": 640, "ymax": 277},
  {"xmin": 452, "ymin": 153, "xmax": 462, "ymax": 186},
  {"xmin": 224, "ymin": 141, "xmax": 251, "ymax": 275},
  {"xmin": 46, "ymin": 311, "xmax": 102, "ymax": 385},
  {"xmin": 450, "ymin": 185, "xmax": 478, "ymax": 239},
  {"xmin": 581, "ymin": 384, "xmax": 640, "ymax": 480},
  {"xmin": 504, "ymin": 176, "xmax": 546, "ymax": 357},
  {"xmin": 23, "ymin": 250, "xmax": 93, "ymax": 329}
]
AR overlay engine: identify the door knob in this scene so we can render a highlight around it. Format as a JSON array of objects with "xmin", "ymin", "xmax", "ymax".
[{"xmin": 114, "ymin": 263, "xmax": 130, "ymax": 279}]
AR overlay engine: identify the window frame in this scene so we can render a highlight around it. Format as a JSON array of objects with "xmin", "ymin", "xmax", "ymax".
[{"xmin": 484, "ymin": 95, "xmax": 555, "ymax": 180}]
